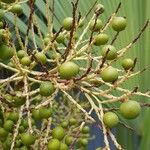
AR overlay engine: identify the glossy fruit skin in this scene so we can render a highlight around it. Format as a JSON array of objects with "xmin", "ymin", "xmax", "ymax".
[
  {"xmin": 3, "ymin": 120, "xmax": 14, "ymax": 132},
  {"xmin": 20, "ymin": 56, "xmax": 32, "ymax": 66},
  {"xmin": 10, "ymin": 4, "xmax": 23, "ymax": 15},
  {"xmin": 52, "ymin": 126, "xmax": 65, "ymax": 140},
  {"xmin": 0, "ymin": 44, "xmax": 14, "ymax": 60},
  {"xmin": 35, "ymin": 52, "xmax": 47, "ymax": 64},
  {"xmin": 120, "ymin": 100, "xmax": 141, "ymax": 119},
  {"xmin": 81, "ymin": 126, "xmax": 90, "ymax": 134},
  {"xmin": 62, "ymin": 17, "xmax": 73, "ymax": 31},
  {"xmin": 100, "ymin": 67, "xmax": 118, "ymax": 82},
  {"xmin": 59, "ymin": 143, "xmax": 69, "ymax": 150},
  {"xmin": 47, "ymin": 139, "xmax": 60, "ymax": 150},
  {"xmin": 0, "ymin": 0, "xmax": 16, "ymax": 3},
  {"xmin": 111, "ymin": 17, "xmax": 127, "ymax": 32},
  {"xmin": 56, "ymin": 33, "xmax": 65, "ymax": 43},
  {"xmin": 65, "ymin": 136, "xmax": 73, "ymax": 146},
  {"xmin": 103, "ymin": 112, "xmax": 119, "ymax": 128},
  {"xmin": 89, "ymin": 19, "xmax": 103, "ymax": 32},
  {"xmin": 59, "ymin": 61, "xmax": 79, "ymax": 79},
  {"xmin": 21, "ymin": 133, "xmax": 36, "ymax": 146},
  {"xmin": 17, "ymin": 50, "xmax": 26, "ymax": 59},
  {"xmin": 122, "ymin": 58, "xmax": 134, "ymax": 70},
  {"xmin": 94, "ymin": 34, "xmax": 109, "ymax": 46},
  {"xmin": 39, "ymin": 81, "xmax": 55, "ymax": 97},
  {"xmin": 102, "ymin": 45, "xmax": 117, "ymax": 60},
  {"xmin": 38, "ymin": 107, "xmax": 52, "ymax": 119}
]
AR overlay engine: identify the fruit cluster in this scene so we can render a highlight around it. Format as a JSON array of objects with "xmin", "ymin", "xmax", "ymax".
[{"xmin": 0, "ymin": 0, "xmax": 149, "ymax": 150}]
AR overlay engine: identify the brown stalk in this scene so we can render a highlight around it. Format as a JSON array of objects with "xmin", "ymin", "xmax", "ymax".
[
  {"xmin": 63, "ymin": 0, "xmax": 79, "ymax": 61},
  {"xmin": 101, "ymin": 2, "xmax": 122, "ymax": 31}
]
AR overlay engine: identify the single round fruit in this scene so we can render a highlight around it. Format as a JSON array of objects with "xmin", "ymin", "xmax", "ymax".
[
  {"xmin": 100, "ymin": 66, "xmax": 118, "ymax": 82},
  {"xmin": 0, "ymin": 128, "xmax": 8, "ymax": 137},
  {"xmin": 6, "ymin": 112, "xmax": 19, "ymax": 123},
  {"xmin": 62, "ymin": 17, "xmax": 73, "ymax": 31},
  {"xmin": 120, "ymin": 100, "xmax": 141, "ymax": 119},
  {"xmin": 35, "ymin": 52, "xmax": 47, "ymax": 64},
  {"xmin": 59, "ymin": 61, "xmax": 79, "ymax": 79},
  {"xmin": 39, "ymin": 81, "xmax": 55, "ymax": 97},
  {"xmin": 103, "ymin": 112, "xmax": 119, "ymax": 128},
  {"xmin": 111, "ymin": 17, "xmax": 127, "ymax": 32},
  {"xmin": 38, "ymin": 107, "xmax": 52, "ymax": 119},
  {"xmin": 17, "ymin": 50, "xmax": 27, "ymax": 59},
  {"xmin": 21, "ymin": 133, "xmax": 36, "ymax": 146},
  {"xmin": 81, "ymin": 126, "xmax": 90, "ymax": 134},
  {"xmin": 121, "ymin": 58, "xmax": 134, "ymax": 70},
  {"xmin": 89, "ymin": 19, "xmax": 103, "ymax": 32},
  {"xmin": 59, "ymin": 143, "xmax": 68, "ymax": 150},
  {"xmin": 101, "ymin": 45, "xmax": 117, "ymax": 60},
  {"xmin": 47, "ymin": 139, "xmax": 60, "ymax": 150},
  {"xmin": 94, "ymin": 34, "xmax": 109, "ymax": 46},
  {"xmin": 10, "ymin": 4, "xmax": 23, "ymax": 15},
  {"xmin": 19, "ymin": 126, "xmax": 25, "ymax": 133},
  {"xmin": 61, "ymin": 121, "xmax": 69, "ymax": 128},
  {"xmin": 56, "ymin": 33, "xmax": 65, "ymax": 43},
  {"xmin": 0, "ymin": 44, "xmax": 14, "ymax": 60},
  {"xmin": 20, "ymin": 56, "xmax": 32, "ymax": 66},
  {"xmin": 52, "ymin": 126, "xmax": 65, "ymax": 140},
  {"xmin": 80, "ymin": 138, "xmax": 88, "ymax": 146},
  {"xmin": 65, "ymin": 136, "xmax": 73, "ymax": 146},
  {"xmin": 13, "ymin": 96, "xmax": 26, "ymax": 107},
  {"xmin": 69, "ymin": 118, "xmax": 77, "ymax": 125},
  {"xmin": 3, "ymin": 120, "xmax": 14, "ymax": 132},
  {"xmin": 32, "ymin": 109, "xmax": 41, "ymax": 120}
]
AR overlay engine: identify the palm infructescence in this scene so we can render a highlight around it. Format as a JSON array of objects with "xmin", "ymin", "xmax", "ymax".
[{"xmin": 0, "ymin": 0, "xmax": 150, "ymax": 150}]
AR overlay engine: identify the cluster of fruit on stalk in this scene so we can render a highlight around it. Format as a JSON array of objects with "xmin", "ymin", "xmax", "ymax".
[
  {"xmin": 0, "ymin": 1, "xmax": 96, "ymax": 150},
  {"xmin": 0, "ymin": 0, "xmax": 149, "ymax": 150}
]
